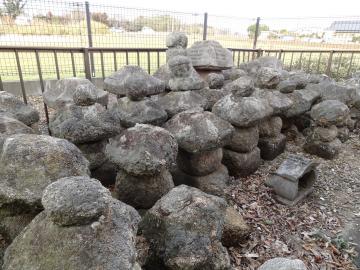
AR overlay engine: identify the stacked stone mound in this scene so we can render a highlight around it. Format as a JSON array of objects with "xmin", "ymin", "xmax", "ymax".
[
  {"xmin": 3, "ymin": 176, "xmax": 141, "ymax": 270},
  {"xmin": 213, "ymin": 94, "xmax": 273, "ymax": 177},
  {"xmin": 49, "ymin": 83, "xmax": 123, "ymax": 171},
  {"xmin": 164, "ymin": 109, "xmax": 234, "ymax": 197},
  {"xmin": 139, "ymin": 185, "xmax": 231, "ymax": 269},
  {"xmin": 104, "ymin": 65, "xmax": 167, "ymax": 128},
  {"xmin": 304, "ymin": 100, "xmax": 350, "ymax": 159},
  {"xmin": 0, "ymin": 134, "xmax": 90, "ymax": 258},
  {"xmin": 0, "ymin": 91, "xmax": 39, "ymax": 130},
  {"xmin": 105, "ymin": 124, "xmax": 178, "ymax": 209},
  {"xmin": 43, "ymin": 77, "xmax": 108, "ymax": 109}
]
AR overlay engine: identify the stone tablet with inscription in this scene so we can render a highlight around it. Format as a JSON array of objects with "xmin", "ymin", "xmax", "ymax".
[{"xmin": 187, "ymin": 40, "xmax": 233, "ymax": 70}]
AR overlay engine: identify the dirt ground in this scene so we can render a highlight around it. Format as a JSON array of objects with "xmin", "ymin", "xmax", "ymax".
[{"xmin": 227, "ymin": 131, "xmax": 360, "ymax": 269}]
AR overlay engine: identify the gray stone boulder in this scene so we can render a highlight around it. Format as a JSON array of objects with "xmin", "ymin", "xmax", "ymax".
[
  {"xmin": 106, "ymin": 124, "xmax": 178, "ymax": 176},
  {"xmin": 284, "ymin": 88, "xmax": 320, "ymax": 118},
  {"xmin": 172, "ymin": 165, "xmax": 229, "ymax": 197},
  {"xmin": 259, "ymin": 116, "xmax": 282, "ymax": 138},
  {"xmin": 0, "ymin": 115, "xmax": 35, "ymax": 138},
  {"xmin": 0, "ymin": 91, "xmax": 39, "ymax": 126},
  {"xmin": 0, "ymin": 134, "xmax": 89, "ymax": 242},
  {"xmin": 212, "ymin": 95, "xmax": 273, "ymax": 128},
  {"xmin": 242, "ymin": 56, "xmax": 283, "ymax": 75},
  {"xmin": 153, "ymin": 64, "xmax": 171, "ymax": 89},
  {"xmin": 49, "ymin": 103, "xmax": 123, "ymax": 144},
  {"xmin": 206, "ymin": 73, "xmax": 225, "ymax": 89},
  {"xmin": 223, "ymin": 75, "xmax": 255, "ymax": 97},
  {"xmin": 77, "ymin": 140, "xmax": 108, "ymax": 170},
  {"xmin": 177, "ymin": 148, "xmax": 223, "ymax": 176},
  {"xmin": 114, "ymin": 169, "xmax": 174, "ymax": 209},
  {"xmin": 223, "ymin": 147, "xmax": 261, "ymax": 177},
  {"xmin": 197, "ymin": 88, "xmax": 230, "ymax": 110},
  {"xmin": 256, "ymin": 67, "xmax": 281, "ymax": 89},
  {"xmin": 310, "ymin": 100, "xmax": 350, "ymax": 127},
  {"xmin": 225, "ymin": 125, "xmax": 259, "ymax": 153},
  {"xmin": 140, "ymin": 185, "xmax": 230, "ymax": 269},
  {"xmin": 115, "ymin": 97, "xmax": 167, "ymax": 128},
  {"xmin": 3, "ymin": 176, "xmax": 141, "ymax": 270},
  {"xmin": 166, "ymin": 32, "xmax": 188, "ymax": 48},
  {"xmin": 309, "ymin": 126, "xmax": 338, "ymax": 142},
  {"xmin": 43, "ymin": 78, "xmax": 108, "ymax": 109},
  {"xmin": 222, "ymin": 68, "xmax": 247, "ymax": 81},
  {"xmin": 258, "ymin": 134, "xmax": 286, "ymax": 160},
  {"xmin": 277, "ymin": 79, "xmax": 297, "ymax": 93},
  {"xmin": 156, "ymin": 90, "xmax": 207, "ymax": 117},
  {"xmin": 337, "ymin": 126, "xmax": 350, "ymax": 143},
  {"xmin": 164, "ymin": 109, "xmax": 234, "ymax": 153},
  {"xmin": 166, "ymin": 47, "xmax": 187, "ymax": 62},
  {"xmin": 168, "ymin": 56, "xmax": 205, "ymax": 91},
  {"xmin": 319, "ymin": 82, "xmax": 356, "ymax": 105},
  {"xmin": 303, "ymin": 137, "xmax": 342, "ymax": 159},
  {"xmin": 72, "ymin": 84, "xmax": 97, "ymax": 106},
  {"xmin": 187, "ymin": 40, "xmax": 233, "ymax": 70},
  {"xmin": 104, "ymin": 65, "xmax": 165, "ymax": 99},
  {"xmin": 258, "ymin": 257, "xmax": 306, "ymax": 270},
  {"xmin": 287, "ymin": 71, "xmax": 310, "ymax": 89},
  {"xmin": 252, "ymin": 89, "xmax": 293, "ymax": 116},
  {"xmin": 222, "ymin": 207, "xmax": 251, "ymax": 247},
  {"xmin": 42, "ymin": 176, "xmax": 111, "ymax": 226}
]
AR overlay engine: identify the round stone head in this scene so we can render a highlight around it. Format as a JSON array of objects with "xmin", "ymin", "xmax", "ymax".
[
  {"xmin": 42, "ymin": 176, "xmax": 111, "ymax": 226},
  {"xmin": 168, "ymin": 56, "xmax": 192, "ymax": 78},
  {"xmin": 166, "ymin": 32, "xmax": 188, "ymax": 48},
  {"xmin": 73, "ymin": 84, "xmax": 97, "ymax": 106}
]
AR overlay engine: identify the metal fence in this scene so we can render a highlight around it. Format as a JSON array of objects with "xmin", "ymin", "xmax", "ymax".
[{"xmin": 0, "ymin": 0, "xmax": 360, "ymax": 82}]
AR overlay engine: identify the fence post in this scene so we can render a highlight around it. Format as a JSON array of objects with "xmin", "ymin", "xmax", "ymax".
[
  {"xmin": 203, "ymin": 13, "xmax": 208, "ymax": 40},
  {"xmin": 83, "ymin": 48, "xmax": 92, "ymax": 81},
  {"xmin": 85, "ymin": 1, "xmax": 95, "ymax": 77},
  {"xmin": 252, "ymin": 17, "xmax": 260, "ymax": 49},
  {"xmin": 326, "ymin": 50, "xmax": 334, "ymax": 76}
]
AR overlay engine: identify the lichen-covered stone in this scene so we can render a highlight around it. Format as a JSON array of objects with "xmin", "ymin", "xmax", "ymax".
[
  {"xmin": 140, "ymin": 185, "xmax": 230, "ymax": 270},
  {"xmin": 0, "ymin": 115, "xmax": 35, "ymax": 138},
  {"xmin": 252, "ymin": 89, "xmax": 293, "ymax": 116},
  {"xmin": 258, "ymin": 134, "xmax": 286, "ymax": 160},
  {"xmin": 115, "ymin": 97, "xmax": 167, "ymax": 128},
  {"xmin": 222, "ymin": 207, "xmax": 251, "ymax": 247},
  {"xmin": 43, "ymin": 78, "xmax": 108, "ymax": 109},
  {"xmin": 177, "ymin": 148, "xmax": 223, "ymax": 176},
  {"xmin": 242, "ymin": 56, "xmax": 283, "ymax": 76},
  {"xmin": 0, "ymin": 91, "xmax": 39, "ymax": 126},
  {"xmin": 222, "ymin": 68, "xmax": 247, "ymax": 81},
  {"xmin": 223, "ymin": 75, "xmax": 255, "ymax": 97},
  {"xmin": 72, "ymin": 84, "xmax": 97, "ymax": 106},
  {"xmin": 77, "ymin": 140, "xmax": 108, "ymax": 170},
  {"xmin": 310, "ymin": 100, "xmax": 350, "ymax": 127},
  {"xmin": 49, "ymin": 103, "xmax": 123, "ymax": 144},
  {"xmin": 258, "ymin": 257, "xmax": 306, "ymax": 270},
  {"xmin": 168, "ymin": 56, "xmax": 205, "ymax": 91},
  {"xmin": 259, "ymin": 116, "xmax": 282, "ymax": 138},
  {"xmin": 166, "ymin": 47, "xmax": 187, "ymax": 62},
  {"xmin": 206, "ymin": 73, "xmax": 225, "ymax": 89},
  {"xmin": 156, "ymin": 90, "xmax": 207, "ymax": 117},
  {"xmin": 42, "ymin": 176, "xmax": 111, "ymax": 226},
  {"xmin": 166, "ymin": 32, "xmax": 188, "ymax": 48},
  {"xmin": 309, "ymin": 126, "xmax": 338, "ymax": 142},
  {"xmin": 223, "ymin": 147, "xmax": 261, "ymax": 177},
  {"xmin": 164, "ymin": 109, "xmax": 234, "ymax": 153},
  {"xmin": 303, "ymin": 137, "xmax": 342, "ymax": 159},
  {"xmin": 197, "ymin": 88, "xmax": 230, "ymax": 110},
  {"xmin": 284, "ymin": 88, "xmax": 320, "ymax": 118},
  {"xmin": 106, "ymin": 124, "xmax": 178, "ymax": 176},
  {"xmin": 277, "ymin": 79, "xmax": 297, "ymax": 93},
  {"xmin": 115, "ymin": 169, "xmax": 174, "ymax": 209},
  {"xmin": 213, "ymin": 95, "xmax": 273, "ymax": 128},
  {"xmin": 256, "ymin": 67, "xmax": 281, "ymax": 89},
  {"xmin": 3, "ymin": 186, "xmax": 140, "ymax": 270},
  {"xmin": 225, "ymin": 125, "xmax": 259, "ymax": 153},
  {"xmin": 153, "ymin": 64, "xmax": 171, "ymax": 89},
  {"xmin": 104, "ymin": 65, "xmax": 165, "ymax": 99}
]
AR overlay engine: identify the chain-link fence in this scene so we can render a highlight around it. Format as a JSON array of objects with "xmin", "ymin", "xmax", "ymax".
[{"xmin": 0, "ymin": 0, "xmax": 360, "ymax": 81}]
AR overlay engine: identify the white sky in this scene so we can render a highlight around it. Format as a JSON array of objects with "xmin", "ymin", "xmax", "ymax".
[{"xmin": 83, "ymin": 0, "xmax": 360, "ymax": 18}]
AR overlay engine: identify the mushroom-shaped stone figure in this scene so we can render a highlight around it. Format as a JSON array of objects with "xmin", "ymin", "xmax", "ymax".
[
  {"xmin": 43, "ymin": 78, "xmax": 108, "ymax": 109},
  {"xmin": 140, "ymin": 185, "xmax": 231, "ymax": 269},
  {"xmin": 104, "ymin": 65, "xmax": 168, "ymax": 128},
  {"xmin": 3, "ymin": 176, "xmax": 141, "ymax": 270},
  {"xmin": 164, "ymin": 108, "xmax": 234, "ymax": 197},
  {"xmin": 106, "ymin": 124, "xmax": 178, "ymax": 209},
  {"xmin": 168, "ymin": 55, "xmax": 205, "ymax": 91}
]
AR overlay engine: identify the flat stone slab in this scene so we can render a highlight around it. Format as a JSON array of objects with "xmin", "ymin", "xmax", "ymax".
[{"xmin": 187, "ymin": 40, "xmax": 233, "ymax": 70}]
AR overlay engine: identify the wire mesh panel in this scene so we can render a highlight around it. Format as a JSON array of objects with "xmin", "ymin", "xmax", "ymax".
[
  {"xmin": 257, "ymin": 16, "xmax": 360, "ymax": 51},
  {"xmin": 206, "ymin": 15, "xmax": 257, "ymax": 48}
]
